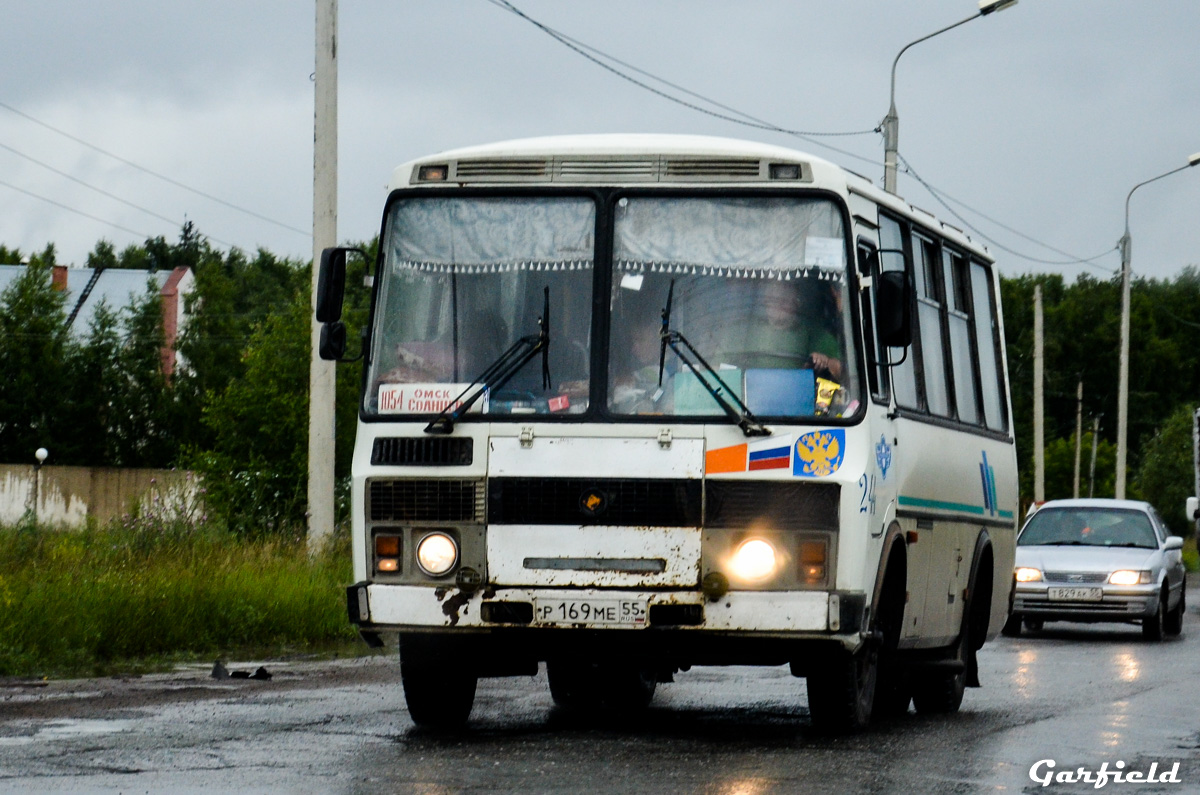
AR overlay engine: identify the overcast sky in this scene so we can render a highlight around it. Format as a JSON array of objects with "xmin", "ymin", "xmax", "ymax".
[{"xmin": 2, "ymin": 1, "xmax": 1198, "ymax": 283}]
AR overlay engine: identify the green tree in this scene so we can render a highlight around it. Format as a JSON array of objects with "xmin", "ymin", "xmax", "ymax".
[
  {"xmin": 193, "ymin": 287, "xmax": 311, "ymax": 536},
  {"xmin": 1135, "ymin": 404, "xmax": 1197, "ymax": 536},
  {"xmin": 0, "ymin": 247, "xmax": 71, "ymax": 463}
]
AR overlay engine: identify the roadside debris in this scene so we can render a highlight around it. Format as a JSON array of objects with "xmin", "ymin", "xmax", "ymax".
[{"xmin": 210, "ymin": 661, "xmax": 273, "ymax": 681}]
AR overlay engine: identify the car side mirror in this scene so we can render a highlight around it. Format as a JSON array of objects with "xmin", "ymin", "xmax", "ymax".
[
  {"xmin": 1187, "ymin": 496, "xmax": 1199, "ymax": 521},
  {"xmin": 319, "ymin": 321, "xmax": 347, "ymax": 361},
  {"xmin": 316, "ymin": 247, "xmax": 351, "ymax": 323},
  {"xmin": 1163, "ymin": 535, "xmax": 1184, "ymax": 551},
  {"xmin": 875, "ymin": 269, "xmax": 912, "ymax": 348}
]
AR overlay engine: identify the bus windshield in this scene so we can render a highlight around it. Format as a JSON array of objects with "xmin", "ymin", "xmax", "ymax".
[
  {"xmin": 367, "ymin": 195, "xmax": 596, "ymax": 416},
  {"xmin": 366, "ymin": 193, "xmax": 858, "ymax": 420},
  {"xmin": 609, "ymin": 196, "xmax": 857, "ymax": 419}
]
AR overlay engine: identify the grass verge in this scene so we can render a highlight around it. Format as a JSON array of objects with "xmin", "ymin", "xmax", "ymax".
[{"xmin": 0, "ymin": 518, "xmax": 360, "ymax": 679}]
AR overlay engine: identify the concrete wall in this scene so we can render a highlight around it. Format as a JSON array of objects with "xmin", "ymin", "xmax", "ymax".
[{"xmin": 0, "ymin": 465, "xmax": 201, "ymax": 528}]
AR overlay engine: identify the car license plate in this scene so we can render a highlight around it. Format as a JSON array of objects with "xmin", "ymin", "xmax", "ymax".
[
  {"xmin": 533, "ymin": 598, "xmax": 648, "ymax": 627},
  {"xmin": 1047, "ymin": 586, "xmax": 1103, "ymax": 602}
]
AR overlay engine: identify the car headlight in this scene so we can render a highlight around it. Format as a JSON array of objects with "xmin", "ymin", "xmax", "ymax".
[
  {"xmin": 1015, "ymin": 567, "xmax": 1043, "ymax": 582},
  {"xmin": 730, "ymin": 538, "xmax": 778, "ymax": 582},
  {"xmin": 415, "ymin": 532, "xmax": 459, "ymax": 576},
  {"xmin": 1109, "ymin": 569, "xmax": 1151, "ymax": 585}
]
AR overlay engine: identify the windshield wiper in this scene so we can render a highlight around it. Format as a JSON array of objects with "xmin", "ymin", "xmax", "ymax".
[
  {"xmin": 656, "ymin": 280, "xmax": 769, "ymax": 437},
  {"xmin": 425, "ymin": 287, "xmax": 551, "ymax": 434},
  {"xmin": 1034, "ymin": 540, "xmax": 1084, "ymax": 546}
]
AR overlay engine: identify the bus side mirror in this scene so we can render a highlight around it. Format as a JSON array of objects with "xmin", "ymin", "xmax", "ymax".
[
  {"xmin": 875, "ymin": 270, "xmax": 912, "ymax": 348},
  {"xmin": 316, "ymin": 247, "xmax": 349, "ymax": 323},
  {"xmin": 319, "ymin": 321, "xmax": 347, "ymax": 361},
  {"xmin": 1187, "ymin": 496, "xmax": 1199, "ymax": 521}
]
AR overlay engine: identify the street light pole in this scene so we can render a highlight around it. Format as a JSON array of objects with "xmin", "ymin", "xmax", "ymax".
[
  {"xmin": 1114, "ymin": 152, "xmax": 1200, "ymax": 498},
  {"xmin": 883, "ymin": 0, "xmax": 1017, "ymax": 194}
]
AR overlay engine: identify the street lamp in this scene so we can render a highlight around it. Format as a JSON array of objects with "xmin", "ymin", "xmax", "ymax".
[
  {"xmin": 31, "ymin": 447, "xmax": 48, "ymax": 522},
  {"xmin": 882, "ymin": 0, "xmax": 1017, "ymax": 194},
  {"xmin": 1114, "ymin": 151, "xmax": 1200, "ymax": 498}
]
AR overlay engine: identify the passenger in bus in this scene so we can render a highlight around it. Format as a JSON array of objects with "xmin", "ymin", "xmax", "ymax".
[
  {"xmin": 611, "ymin": 318, "xmax": 668, "ymax": 413},
  {"xmin": 716, "ymin": 277, "xmax": 842, "ymax": 378}
]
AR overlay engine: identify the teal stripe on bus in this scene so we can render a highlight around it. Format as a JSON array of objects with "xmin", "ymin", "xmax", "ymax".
[{"xmin": 898, "ymin": 496, "xmax": 1014, "ymax": 520}]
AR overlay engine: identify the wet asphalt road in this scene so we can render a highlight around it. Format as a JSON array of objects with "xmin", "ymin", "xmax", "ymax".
[{"xmin": 2, "ymin": 594, "xmax": 1199, "ymax": 794}]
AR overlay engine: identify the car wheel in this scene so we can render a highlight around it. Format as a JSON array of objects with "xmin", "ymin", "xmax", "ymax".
[
  {"xmin": 1142, "ymin": 592, "xmax": 1166, "ymax": 642},
  {"xmin": 1164, "ymin": 587, "xmax": 1184, "ymax": 637},
  {"xmin": 1001, "ymin": 613, "xmax": 1022, "ymax": 637},
  {"xmin": 401, "ymin": 662, "xmax": 478, "ymax": 729}
]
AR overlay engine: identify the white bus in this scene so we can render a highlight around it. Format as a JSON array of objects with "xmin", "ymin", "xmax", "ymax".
[{"xmin": 316, "ymin": 135, "xmax": 1018, "ymax": 731}]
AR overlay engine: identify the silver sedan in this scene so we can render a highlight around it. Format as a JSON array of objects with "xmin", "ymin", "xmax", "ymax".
[{"xmin": 1003, "ymin": 498, "xmax": 1186, "ymax": 640}]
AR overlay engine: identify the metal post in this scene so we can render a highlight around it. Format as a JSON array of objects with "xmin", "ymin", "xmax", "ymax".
[
  {"xmin": 1033, "ymin": 285, "xmax": 1044, "ymax": 503},
  {"xmin": 1073, "ymin": 380, "xmax": 1083, "ymax": 499},
  {"xmin": 881, "ymin": 1, "xmax": 1017, "ymax": 194},
  {"xmin": 308, "ymin": 0, "xmax": 338, "ymax": 552},
  {"xmin": 1115, "ymin": 154, "xmax": 1200, "ymax": 499},
  {"xmin": 1115, "ymin": 232, "xmax": 1131, "ymax": 499},
  {"xmin": 1088, "ymin": 416, "xmax": 1100, "ymax": 498},
  {"xmin": 1193, "ymin": 407, "xmax": 1199, "ymax": 533}
]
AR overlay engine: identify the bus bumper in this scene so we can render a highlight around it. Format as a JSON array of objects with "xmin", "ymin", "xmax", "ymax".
[{"xmin": 347, "ymin": 582, "xmax": 864, "ymax": 638}]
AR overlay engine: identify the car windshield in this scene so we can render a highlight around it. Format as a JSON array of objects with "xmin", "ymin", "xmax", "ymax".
[{"xmin": 1018, "ymin": 507, "xmax": 1158, "ymax": 549}]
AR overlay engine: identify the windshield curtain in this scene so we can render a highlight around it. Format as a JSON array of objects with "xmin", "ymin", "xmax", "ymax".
[
  {"xmin": 607, "ymin": 196, "xmax": 858, "ymax": 419},
  {"xmin": 367, "ymin": 196, "xmax": 596, "ymax": 416}
]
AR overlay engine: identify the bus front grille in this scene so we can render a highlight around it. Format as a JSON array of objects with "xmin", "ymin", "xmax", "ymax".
[
  {"xmin": 368, "ymin": 479, "xmax": 484, "ymax": 522},
  {"xmin": 371, "ymin": 437, "xmax": 473, "ymax": 466},
  {"xmin": 488, "ymin": 478, "xmax": 702, "ymax": 526}
]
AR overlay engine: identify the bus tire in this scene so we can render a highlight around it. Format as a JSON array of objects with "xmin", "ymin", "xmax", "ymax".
[
  {"xmin": 547, "ymin": 660, "xmax": 656, "ymax": 711},
  {"xmin": 871, "ymin": 552, "xmax": 910, "ymax": 718},
  {"xmin": 807, "ymin": 645, "xmax": 877, "ymax": 733},
  {"xmin": 401, "ymin": 662, "xmax": 477, "ymax": 729},
  {"xmin": 1000, "ymin": 612, "xmax": 1022, "ymax": 637},
  {"xmin": 911, "ymin": 632, "xmax": 967, "ymax": 715}
]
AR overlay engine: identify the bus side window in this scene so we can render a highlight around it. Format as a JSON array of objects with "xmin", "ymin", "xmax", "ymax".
[
  {"xmin": 970, "ymin": 260, "xmax": 1007, "ymax": 431},
  {"xmin": 856, "ymin": 241, "xmax": 888, "ymax": 402},
  {"xmin": 913, "ymin": 232, "xmax": 950, "ymax": 417},
  {"xmin": 943, "ymin": 248, "xmax": 980, "ymax": 424},
  {"xmin": 879, "ymin": 214, "xmax": 919, "ymax": 409}
]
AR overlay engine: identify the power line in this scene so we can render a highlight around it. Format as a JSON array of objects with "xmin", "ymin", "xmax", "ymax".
[
  {"xmin": 0, "ymin": 98, "xmax": 310, "ymax": 238},
  {"xmin": 0, "ymin": 142, "xmax": 235, "ymax": 248},
  {"xmin": 0, "ymin": 178, "xmax": 153, "ymax": 240},
  {"xmin": 482, "ymin": 0, "xmax": 1115, "ymax": 273},
  {"xmin": 483, "ymin": 0, "xmax": 885, "ymax": 169},
  {"xmin": 897, "ymin": 154, "xmax": 1117, "ymax": 272}
]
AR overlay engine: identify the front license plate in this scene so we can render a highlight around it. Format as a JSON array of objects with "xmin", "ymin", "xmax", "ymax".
[
  {"xmin": 1047, "ymin": 586, "xmax": 1103, "ymax": 602},
  {"xmin": 533, "ymin": 598, "xmax": 648, "ymax": 627}
]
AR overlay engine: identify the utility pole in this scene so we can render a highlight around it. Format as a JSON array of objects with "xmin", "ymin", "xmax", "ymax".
[
  {"xmin": 308, "ymin": 0, "xmax": 338, "ymax": 552},
  {"xmin": 1072, "ymin": 380, "xmax": 1083, "ymax": 499},
  {"xmin": 1088, "ymin": 415, "xmax": 1100, "ymax": 498},
  {"xmin": 1033, "ymin": 285, "xmax": 1044, "ymax": 503}
]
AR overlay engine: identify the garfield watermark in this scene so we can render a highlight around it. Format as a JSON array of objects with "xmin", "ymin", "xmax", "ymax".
[{"xmin": 1030, "ymin": 759, "xmax": 1182, "ymax": 788}]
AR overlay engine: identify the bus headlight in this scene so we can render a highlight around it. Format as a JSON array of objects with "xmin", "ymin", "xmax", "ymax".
[
  {"xmin": 730, "ymin": 538, "xmax": 778, "ymax": 582},
  {"xmin": 415, "ymin": 532, "xmax": 459, "ymax": 577}
]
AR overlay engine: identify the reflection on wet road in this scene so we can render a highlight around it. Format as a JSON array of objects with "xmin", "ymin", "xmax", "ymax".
[{"xmin": 2, "ymin": 604, "xmax": 1199, "ymax": 793}]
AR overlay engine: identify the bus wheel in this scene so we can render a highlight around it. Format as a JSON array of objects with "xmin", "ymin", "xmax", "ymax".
[
  {"xmin": 1001, "ymin": 612, "xmax": 1022, "ymax": 637},
  {"xmin": 911, "ymin": 633, "xmax": 967, "ymax": 715},
  {"xmin": 807, "ymin": 645, "xmax": 877, "ymax": 732},
  {"xmin": 401, "ymin": 662, "xmax": 478, "ymax": 729},
  {"xmin": 547, "ymin": 660, "xmax": 656, "ymax": 711}
]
